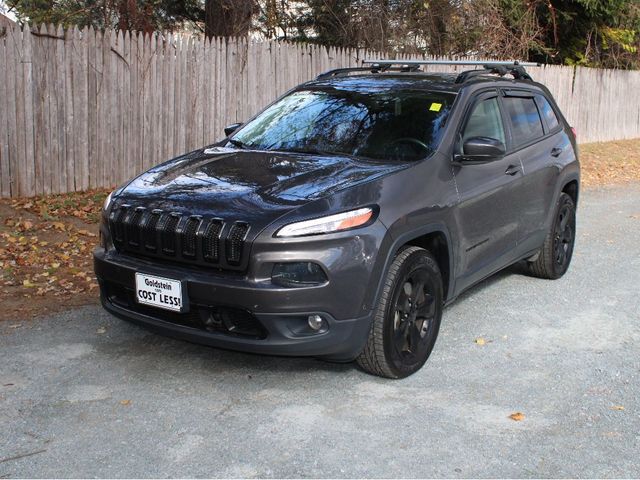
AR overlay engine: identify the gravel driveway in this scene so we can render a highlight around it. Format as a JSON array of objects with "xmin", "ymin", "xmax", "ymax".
[{"xmin": 1, "ymin": 184, "xmax": 639, "ymax": 478}]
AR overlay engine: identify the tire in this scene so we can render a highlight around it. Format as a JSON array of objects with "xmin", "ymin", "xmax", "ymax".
[
  {"xmin": 356, "ymin": 246, "xmax": 443, "ymax": 379},
  {"xmin": 528, "ymin": 192, "xmax": 576, "ymax": 279}
]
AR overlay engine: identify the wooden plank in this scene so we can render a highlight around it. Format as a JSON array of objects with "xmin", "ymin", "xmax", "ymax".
[
  {"xmin": 13, "ymin": 25, "xmax": 28, "ymax": 196},
  {"xmin": 43, "ymin": 23, "xmax": 56, "ymax": 194},
  {"xmin": 129, "ymin": 30, "xmax": 140, "ymax": 177},
  {"xmin": 122, "ymin": 29, "xmax": 132, "ymax": 180},
  {"xmin": 53, "ymin": 24, "xmax": 66, "ymax": 193},
  {"xmin": 98, "ymin": 27, "xmax": 106, "ymax": 188},
  {"xmin": 0, "ymin": 27, "xmax": 10, "ymax": 197},
  {"xmin": 177, "ymin": 35, "xmax": 187, "ymax": 154},
  {"xmin": 63, "ymin": 27, "xmax": 75, "ymax": 191},
  {"xmin": 41, "ymin": 23, "xmax": 53, "ymax": 195},
  {"xmin": 30, "ymin": 24, "xmax": 45, "ymax": 195},
  {"xmin": 202, "ymin": 35, "xmax": 212, "ymax": 145},
  {"xmin": 151, "ymin": 33, "xmax": 161, "ymax": 164},
  {"xmin": 76, "ymin": 26, "xmax": 89, "ymax": 191},
  {"xmin": 4, "ymin": 23, "xmax": 18, "ymax": 197},
  {"xmin": 22, "ymin": 25, "xmax": 35, "ymax": 196},
  {"xmin": 89, "ymin": 28, "xmax": 101, "ymax": 188},
  {"xmin": 165, "ymin": 33, "xmax": 175, "ymax": 158},
  {"xmin": 107, "ymin": 29, "xmax": 118, "ymax": 186},
  {"xmin": 193, "ymin": 36, "xmax": 205, "ymax": 148},
  {"xmin": 71, "ymin": 27, "xmax": 89, "ymax": 190}
]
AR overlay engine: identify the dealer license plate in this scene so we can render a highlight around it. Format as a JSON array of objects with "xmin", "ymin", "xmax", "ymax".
[{"xmin": 135, "ymin": 273, "xmax": 185, "ymax": 312}]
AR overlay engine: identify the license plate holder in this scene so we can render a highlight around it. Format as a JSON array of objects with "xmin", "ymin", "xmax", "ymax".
[{"xmin": 135, "ymin": 273, "xmax": 188, "ymax": 313}]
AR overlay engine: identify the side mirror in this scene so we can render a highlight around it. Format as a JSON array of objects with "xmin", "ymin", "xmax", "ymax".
[
  {"xmin": 224, "ymin": 122, "xmax": 243, "ymax": 137},
  {"xmin": 456, "ymin": 136, "xmax": 506, "ymax": 164}
]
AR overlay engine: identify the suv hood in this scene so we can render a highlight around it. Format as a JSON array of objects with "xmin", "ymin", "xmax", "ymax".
[{"xmin": 116, "ymin": 147, "xmax": 406, "ymax": 228}]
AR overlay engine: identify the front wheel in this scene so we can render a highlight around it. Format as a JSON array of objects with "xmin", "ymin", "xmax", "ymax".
[
  {"xmin": 357, "ymin": 246, "xmax": 443, "ymax": 379},
  {"xmin": 527, "ymin": 192, "xmax": 576, "ymax": 279}
]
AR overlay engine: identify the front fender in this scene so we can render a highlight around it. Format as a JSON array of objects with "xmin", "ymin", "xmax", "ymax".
[{"xmin": 363, "ymin": 222, "xmax": 456, "ymax": 314}]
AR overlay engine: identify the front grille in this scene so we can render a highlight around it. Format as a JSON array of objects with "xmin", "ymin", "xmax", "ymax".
[
  {"xmin": 108, "ymin": 205, "xmax": 250, "ymax": 271},
  {"xmin": 105, "ymin": 282, "xmax": 267, "ymax": 339}
]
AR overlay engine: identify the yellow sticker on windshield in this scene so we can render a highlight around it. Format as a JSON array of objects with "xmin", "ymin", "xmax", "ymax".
[{"xmin": 429, "ymin": 102, "xmax": 442, "ymax": 112}]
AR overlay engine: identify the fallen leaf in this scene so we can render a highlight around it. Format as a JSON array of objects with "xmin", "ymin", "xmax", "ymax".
[
  {"xmin": 610, "ymin": 405, "xmax": 625, "ymax": 411},
  {"xmin": 509, "ymin": 412, "xmax": 525, "ymax": 421},
  {"xmin": 120, "ymin": 399, "xmax": 131, "ymax": 406}
]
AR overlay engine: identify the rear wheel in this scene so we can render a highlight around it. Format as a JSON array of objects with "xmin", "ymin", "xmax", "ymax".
[
  {"xmin": 357, "ymin": 246, "xmax": 443, "ymax": 379},
  {"xmin": 528, "ymin": 192, "xmax": 576, "ymax": 279}
]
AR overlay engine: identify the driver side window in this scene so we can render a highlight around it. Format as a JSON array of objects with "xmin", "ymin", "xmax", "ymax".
[{"xmin": 462, "ymin": 97, "xmax": 506, "ymax": 152}]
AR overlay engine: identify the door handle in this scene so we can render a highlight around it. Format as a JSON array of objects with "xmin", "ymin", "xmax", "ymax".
[
  {"xmin": 551, "ymin": 147, "xmax": 563, "ymax": 157},
  {"xmin": 505, "ymin": 165, "xmax": 520, "ymax": 176}
]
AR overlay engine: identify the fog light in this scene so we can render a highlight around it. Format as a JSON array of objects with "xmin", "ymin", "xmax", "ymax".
[{"xmin": 308, "ymin": 314, "xmax": 324, "ymax": 331}]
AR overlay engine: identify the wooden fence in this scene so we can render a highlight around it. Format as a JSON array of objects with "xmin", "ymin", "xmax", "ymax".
[{"xmin": 1, "ymin": 23, "xmax": 640, "ymax": 198}]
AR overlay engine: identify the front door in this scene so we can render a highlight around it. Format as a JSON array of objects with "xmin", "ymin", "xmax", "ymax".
[{"xmin": 452, "ymin": 91, "xmax": 523, "ymax": 292}]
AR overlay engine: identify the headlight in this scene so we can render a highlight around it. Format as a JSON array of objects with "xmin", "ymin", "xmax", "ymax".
[
  {"xmin": 276, "ymin": 207, "xmax": 374, "ymax": 237},
  {"xmin": 102, "ymin": 192, "xmax": 113, "ymax": 212}
]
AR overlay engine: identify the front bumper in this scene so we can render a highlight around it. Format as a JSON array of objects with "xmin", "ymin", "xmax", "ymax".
[{"xmin": 94, "ymin": 248, "xmax": 373, "ymax": 360}]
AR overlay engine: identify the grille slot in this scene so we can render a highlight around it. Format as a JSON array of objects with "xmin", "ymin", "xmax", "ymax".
[
  {"xmin": 202, "ymin": 220, "xmax": 224, "ymax": 263},
  {"xmin": 125, "ymin": 207, "xmax": 145, "ymax": 248},
  {"xmin": 160, "ymin": 213, "xmax": 181, "ymax": 255},
  {"xmin": 110, "ymin": 205, "xmax": 128, "ymax": 245},
  {"xmin": 181, "ymin": 216, "xmax": 201, "ymax": 258},
  {"xmin": 226, "ymin": 222, "xmax": 249, "ymax": 265},
  {"xmin": 142, "ymin": 210, "xmax": 162, "ymax": 251},
  {"xmin": 107, "ymin": 205, "xmax": 250, "ymax": 270}
]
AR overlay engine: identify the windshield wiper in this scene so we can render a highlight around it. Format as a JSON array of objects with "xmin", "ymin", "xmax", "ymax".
[
  {"xmin": 227, "ymin": 138, "xmax": 248, "ymax": 149},
  {"xmin": 280, "ymin": 147, "xmax": 360, "ymax": 159}
]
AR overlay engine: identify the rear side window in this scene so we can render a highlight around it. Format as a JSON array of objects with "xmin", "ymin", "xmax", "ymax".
[
  {"xmin": 503, "ymin": 96, "xmax": 544, "ymax": 146},
  {"xmin": 536, "ymin": 95, "xmax": 560, "ymax": 131}
]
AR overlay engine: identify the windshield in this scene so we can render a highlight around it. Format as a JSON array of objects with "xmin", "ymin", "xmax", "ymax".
[{"xmin": 229, "ymin": 87, "xmax": 455, "ymax": 161}]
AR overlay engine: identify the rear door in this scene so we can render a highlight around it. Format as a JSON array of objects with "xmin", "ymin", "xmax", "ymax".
[
  {"xmin": 452, "ymin": 90, "xmax": 524, "ymax": 291},
  {"xmin": 500, "ymin": 90, "xmax": 564, "ymax": 251}
]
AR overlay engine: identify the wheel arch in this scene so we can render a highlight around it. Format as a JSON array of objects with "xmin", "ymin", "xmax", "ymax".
[
  {"xmin": 562, "ymin": 179, "xmax": 579, "ymax": 205},
  {"xmin": 369, "ymin": 224, "xmax": 455, "ymax": 311}
]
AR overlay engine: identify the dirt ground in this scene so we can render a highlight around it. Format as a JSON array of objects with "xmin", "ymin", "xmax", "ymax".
[{"xmin": 1, "ymin": 138, "xmax": 639, "ymax": 322}]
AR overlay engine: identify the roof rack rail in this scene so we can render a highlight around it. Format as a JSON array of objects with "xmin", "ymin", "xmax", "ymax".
[
  {"xmin": 454, "ymin": 62, "xmax": 540, "ymax": 83},
  {"xmin": 315, "ymin": 59, "xmax": 541, "ymax": 82},
  {"xmin": 364, "ymin": 59, "xmax": 541, "ymax": 82},
  {"xmin": 316, "ymin": 63, "xmax": 421, "ymax": 80},
  {"xmin": 362, "ymin": 59, "xmax": 539, "ymax": 67}
]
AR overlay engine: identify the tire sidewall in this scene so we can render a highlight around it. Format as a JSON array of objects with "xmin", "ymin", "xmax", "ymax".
[
  {"xmin": 382, "ymin": 249, "xmax": 443, "ymax": 378},
  {"xmin": 551, "ymin": 193, "xmax": 576, "ymax": 278}
]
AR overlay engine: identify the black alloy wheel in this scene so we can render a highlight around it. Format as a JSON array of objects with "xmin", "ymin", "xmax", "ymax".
[{"xmin": 357, "ymin": 246, "xmax": 443, "ymax": 378}]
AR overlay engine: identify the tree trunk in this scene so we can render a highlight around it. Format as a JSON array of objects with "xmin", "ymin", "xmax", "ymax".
[{"xmin": 205, "ymin": 0, "xmax": 256, "ymax": 38}]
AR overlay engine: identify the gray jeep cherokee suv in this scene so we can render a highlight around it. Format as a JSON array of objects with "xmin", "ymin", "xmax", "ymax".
[{"xmin": 94, "ymin": 60, "xmax": 579, "ymax": 378}]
